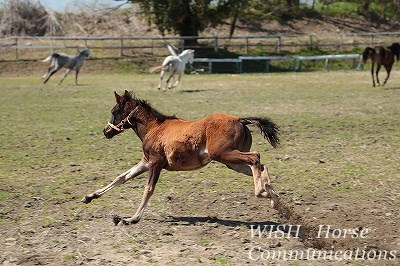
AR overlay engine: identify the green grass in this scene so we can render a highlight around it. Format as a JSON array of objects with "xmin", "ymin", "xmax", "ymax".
[
  {"xmin": 316, "ymin": 1, "xmax": 359, "ymax": 17},
  {"xmin": 0, "ymin": 71, "xmax": 399, "ymax": 235}
]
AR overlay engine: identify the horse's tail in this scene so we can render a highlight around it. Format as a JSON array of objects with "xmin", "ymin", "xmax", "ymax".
[
  {"xmin": 240, "ymin": 117, "xmax": 280, "ymax": 148},
  {"xmin": 40, "ymin": 53, "xmax": 59, "ymax": 63},
  {"xmin": 149, "ymin": 65, "xmax": 163, "ymax": 73},
  {"xmin": 40, "ymin": 55, "xmax": 52, "ymax": 62},
  {"xmin": 362, "ymin": 47, "xmax": 375, "ymax": 64}
]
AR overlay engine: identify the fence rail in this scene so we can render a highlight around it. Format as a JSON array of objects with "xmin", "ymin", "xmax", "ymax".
[
  {"xmin": 193, "ymin": 54, "xmax": 362, "ymax": 73},
  {"xmin": 1, "ymin": 32, "xmax": 400, "ymax": 61}
]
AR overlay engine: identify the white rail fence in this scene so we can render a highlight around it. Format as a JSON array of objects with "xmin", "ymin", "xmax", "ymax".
[
  {"xmin": 1, "ymin": 32, "xmax": 400, "ymax": 61},
  {"xmin": 193, "ymin": 54, "xmax": 362, "ymax": 73}
]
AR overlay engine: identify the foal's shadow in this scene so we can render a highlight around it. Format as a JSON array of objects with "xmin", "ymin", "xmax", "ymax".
[
  {"xmin": 165, "ymin": 216, "xmax": 300, "ymax": 235},
  {"xmin": 74, "ymin": 83, "xmax": 89, "ymax": 87},
  {"xmin": 178, "ymin": 89, "xmax": 206, "ymax": 93},
  {"xmin": 382, "ymin": 86, "xmax": 400, "ymax": 90}
]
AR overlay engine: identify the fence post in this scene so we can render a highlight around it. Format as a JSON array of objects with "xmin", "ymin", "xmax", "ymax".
[
  {"xmin": 120, "ymin": 37, "xmax": 124, "ymax": 57},
  {"xmin": 15, "ymin": 37, "xmax": 18, "ymax": 60},
  {"xmin": 214, "ymin": 36, "xmax": 218, "ymax": 53},
  {"xmin": 293, "ymin": 57, "xmax": 297, "ymax": 72},
  {"xmin": 276, "ymin": 36, "xmax": 281, "ymax": 54},
  {"xmin": 245, "ymin": 37, "xmax": 249, "ymax": 54},
  {"xmin": 324, "ymin": 58, "xmax": 329, "ymax": 70},
  {"xmin": 339, "ymin": 34, "xmax": 343, "ymax": 51},
  {"xmin": 309, "ymin": 35, "xmax": 313, "ymax": 46}
]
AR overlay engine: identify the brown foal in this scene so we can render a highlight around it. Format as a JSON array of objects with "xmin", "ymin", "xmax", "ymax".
[
  {"xmin": 362, "ymin": 42, "xmax": 400, "ymax": 87},
  {"xmin": 82, "ymin": 90, "xmax": 280, "ymax": 225}
]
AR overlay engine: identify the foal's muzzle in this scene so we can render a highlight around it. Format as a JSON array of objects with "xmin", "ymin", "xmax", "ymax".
[{"xmin": 103, "ymin": 123, "xmax": 122, "ymax": 139}]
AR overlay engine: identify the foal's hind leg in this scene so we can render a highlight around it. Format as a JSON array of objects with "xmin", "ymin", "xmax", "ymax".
[
  {"xmin": 226, "ymin": 162, "xmax": 275, "ymax": 200},
  {"xmin": 382, "ymin": 64, "xmax": 392, "ymax": 86},
  {"xmin": 158, "ymin": 69, "xmax": 165, "ymax": 90},
  {"xmin": 215, "ymin": 150, "xmax": 276, "ymax": 201},
  {"xmin": 81, "ymin": 159, "xmax": 149, "ymax": 204},
  {"xmin": 43, "ymin": 66, "xmax": 53, "ymax": 79},
  {"xmin": 370, "ymin": 63, "xmax": 376, "ymax": 87},
  {"xmin": 223, "ymin": 158, "xmax": 277, "ymax": 209},
  {"xmin": 43, "ymin": 69, "xmax": 58, "ymax": 84},
  {"xmin": 375, "ymin": 64, "xmax": 382, "ymax": 86}
]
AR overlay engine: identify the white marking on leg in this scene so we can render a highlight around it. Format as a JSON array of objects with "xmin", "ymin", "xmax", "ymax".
[{"xmin": 82, "ymin": 160, "xmax": 149, "ymax": 203}]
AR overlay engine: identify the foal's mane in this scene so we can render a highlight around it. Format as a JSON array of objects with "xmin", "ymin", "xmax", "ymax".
[
  {"xmin": 136, "ymin": 99, "xmax": 177, "ymax": 122},
  {"xmin": 179, "ymin": 49, "xmax": 194, "ymax": 58}
]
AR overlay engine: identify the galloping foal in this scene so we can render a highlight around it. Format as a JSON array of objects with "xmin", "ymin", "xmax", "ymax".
[
  {"xmin": 362, "ymin": 42, "xmax": 400, "ymax": 87},
  {"xmin": 82, "ymin": 90, "xmax": 280, "ymax": 225},
  {"xmin": 150, "ymin": 45, "xmax": 194, "ymax": 90},
  {"xmin": 41, "ymin": 47, "xmax": 90, "ymax": 85}
]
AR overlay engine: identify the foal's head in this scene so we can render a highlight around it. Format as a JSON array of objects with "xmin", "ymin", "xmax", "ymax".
[
  {"xmin": 180, "ymin": 49, "xmax": 195, "ymax": 64},
  {"xmin": 390, "ymin": 43, "xmax": 400, "ymax": 61},
  {"xmin": 103, "ymin": 90, "xmax": 137, "ymax": 139},
  {"xmin": 79, "ymin": 47, "xmax": 91, "ymax": 58}
]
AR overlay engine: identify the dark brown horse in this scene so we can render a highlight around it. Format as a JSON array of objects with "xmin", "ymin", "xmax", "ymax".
[
  {"xmin": 82, "ymin": 90, "xmax": 280, "ymax": 225},
  {"xmin": 362, "ymin": 42, "xmax": 400, "ymax": 87}
]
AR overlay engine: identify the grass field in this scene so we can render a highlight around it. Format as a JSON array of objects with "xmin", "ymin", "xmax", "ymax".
[{"xmin": 0, "ymin": 71, "xmax": 399, "ymax": 265}]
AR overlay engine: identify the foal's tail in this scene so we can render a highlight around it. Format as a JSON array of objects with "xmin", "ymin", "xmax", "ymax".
[
  {"xmin": 40, "ymin": 53, "xmax": 59, "ymax": 63},
  {"xmin": 40, "ymin": 55, "xmax": 52, "ymax": 62},
  {"xmin": 240, "ymin": 117, "xmax": 280, "ymax": 148},
  {"xmin": 362, "ymin": 47, "xmax": 375, "ymax": 64},
  {"xmin": 149, "ymin": 65, "xmax": 163, "ymax": 73}
]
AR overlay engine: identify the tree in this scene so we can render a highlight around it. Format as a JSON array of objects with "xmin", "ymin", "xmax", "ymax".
[
  {"xmin": 125, "ymin": 0, "xmax": 248, "ymax": 46},
  {"xmin": 0, "ymin": 0, "xmax": 63, "ymax": 36}
]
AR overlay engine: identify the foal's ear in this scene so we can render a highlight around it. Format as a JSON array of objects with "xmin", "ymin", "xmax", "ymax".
[
  {"xmin": 124, "ymin": 90, "xmax": 134, "ymax": 100},
  {"xmin": 114, "ymin": 91, "xmax": 122, "ymax": 105}
]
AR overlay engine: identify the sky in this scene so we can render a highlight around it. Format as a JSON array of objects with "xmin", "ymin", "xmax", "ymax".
[
  {"xmin": 2, "ymin": 0, "xmax": 312, "ymax": 12},
  {"xmin": 1, "ymin": 0, "xmax": 312, "ymax": 12},
  {"xmin": 39, "ymin": 0, "xmax": 126, "ymax": 11},
  {"xmin": 0, "ymin": 0, "xmax": 128, "ymax": 11}
]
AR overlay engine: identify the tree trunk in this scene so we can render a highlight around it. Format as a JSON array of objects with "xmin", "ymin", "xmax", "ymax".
[
  {"xmin": 229, "ymin": 2, "xmax": 242, "ymax": 39},
  {"xmin": 177, "ymin": 1, "xmax": 199, "ymax": 47}
]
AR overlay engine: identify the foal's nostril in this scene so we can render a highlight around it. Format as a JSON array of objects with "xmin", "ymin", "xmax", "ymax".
[{"xmin": 103, "ymin": 125, "xmax": 111, "ymax": 136}]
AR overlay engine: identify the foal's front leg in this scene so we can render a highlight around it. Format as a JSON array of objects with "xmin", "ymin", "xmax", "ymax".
[
  {"xmin": 171, "ymin": 74, "xmax": 181, "ymax": 88},
  {"xmin": 59, "ymin": 69, "xmax": 71, "ymax": 85},
  {"xmin": 165, "ymin": 73, "xmax": 175, "ymax": 90},
  {"xmin": 117, "ymin": 163, "xmax": 162, "ymax": 225},
  {"xmin": 75, "ymin": 70, "xmax": 80, "ymax": 85},
  {"xmin": 375, "ymin": 64, "xmax": 381, "ymax": 86},
  {"xmin": 81, "ymin": 159, "xmax": 149, "ymax": 204}
]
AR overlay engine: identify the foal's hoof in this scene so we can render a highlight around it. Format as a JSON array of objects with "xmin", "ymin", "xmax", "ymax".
[
  {"xmin": 270, "ymin": 199, "xmax": 275, "ymax": 208},
  {"xmin": 112, "ymin": 215, "xmax": 139, "ymax": 226},
  {"xmin": 81, "ymin": 193, "xmax": 100, "ymax": 204},
  {"xmin": 113, "ymin": 215, "xmax": 123, "ymax": 225},
  {"xmin": 81, "ymin": 196, "xmax": 92, "ymax": 204}
]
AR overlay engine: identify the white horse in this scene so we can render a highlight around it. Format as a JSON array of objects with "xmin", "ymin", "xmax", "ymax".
[{"xmin": 151, "ymin": 45, "xmax": 194, "ymax": 90}]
